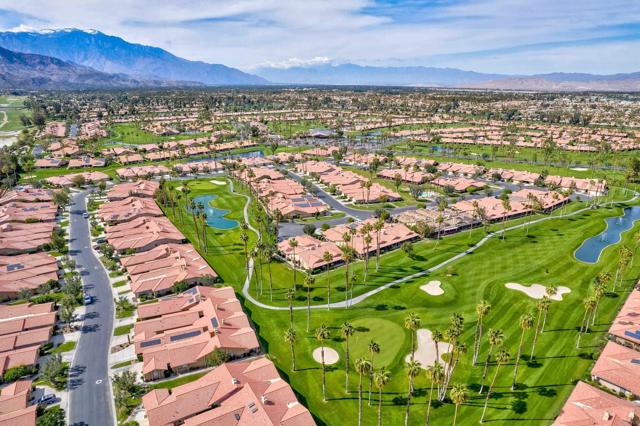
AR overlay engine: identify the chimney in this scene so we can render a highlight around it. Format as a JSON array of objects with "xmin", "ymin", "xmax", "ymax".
[
  {"xmin": 602, "ymin": 411, "xmax": 611, "ymax": 421},
  {"xmin": 231, "ymin": 377, "xmax": 238, "ymax": 385},
  {"xmin": 261, "ymin": 395, "xmax": 268, "ymax": 404}
]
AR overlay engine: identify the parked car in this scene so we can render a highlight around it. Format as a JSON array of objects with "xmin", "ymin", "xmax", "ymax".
[
  {"xmin": 37, "ymin": 394, "xmax": 55, "ymax": 405},
  {"xmin": 83, "ymin": 294, "xmax": 93, "ymax": 305},
  {"xmin": 82, "ymin": 212, "xmax": 89, "ymax": 218}
]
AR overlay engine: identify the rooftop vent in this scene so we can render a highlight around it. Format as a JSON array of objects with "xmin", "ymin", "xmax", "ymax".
[{"xmin": 231, "ymin": 377, "xmax": 238, "ymax": 385}]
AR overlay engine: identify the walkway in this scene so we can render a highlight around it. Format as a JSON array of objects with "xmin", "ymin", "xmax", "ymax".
[{"xmin": 242, "ymin": 191, "xmax": 639, "ymax": 311}]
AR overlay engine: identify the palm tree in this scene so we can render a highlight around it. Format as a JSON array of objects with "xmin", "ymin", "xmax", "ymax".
[
  {"xmin": 530, "ymin": 297, "xmax": 550, "ymax": 359},
  {"xmin": 577, "ymin": 295, "xmax": 597, "ymax": 349},
  {"xmin": 374, "ymin": 219, "xmax": 384, "ymax": 272},
  {"xmin": 511, "ymin": 312, "xmax": 534, "ymax": 390},
  {"xmin": 190, "ymin": 201, "xmax": 201, "ymax": 248},
  {"xmin": 404, "ymin": 360, "xmax": 422, "ymax": 426},
  {"xmin": 361, "ymin": 223, "xmax": 373, "ymax": 281},
  {"xmin": 289, "ymin": 238, "xmax": 299, "ymax": 290},
  {"xmin": 479, "ymin": 328, "xmax": 504, "ymax": 394},
  {"xmin": 266, "ymin": 245, "xmax": 275, "ymax": 301},
  {"xmin": 472, "ymin": 300, "xmax": 491, "ymax": 365},
  {"xmin": 284, "ymin": 327, "xmax": 297, "ymax": 371},
  {"xmin": 432, "ymin": 329, "xmax": 443, "ymax": 367},
  {"xmin": 374, "ymin": 367, "xmax": 391, "ymax": 426},
  {"xmin": 355, "ymin": 357, "xmax": 372, "ymax": 426},
  {"xmin": 285, "ymin": 288, "xmax": 295, "ymax": 326},
  {"xmin": 255, "ymin": 241, "xmax": 265, "ymax": 294},
  {"xmin": 450, "ymin": 384, "xmax": 468, "ymax": 426},
  {"xmin": 368, "ymin": 340, "xmax": 381, "ymax": 405},
  {"xmin": 592, "ymin": 272, "xmax": 611, "ymax": 325},
  {"xmin": 481, "ymin": 349, "xmax": 510, "ymax": 423},
  {"xmin": 425, "ymin": 363, "xmax": 445, "ymax": 426},
  {"xmin": 304, "ymin": 275, "xmax": 315, "ymax": 332},
  {"xmin": 342, "ymin": 322, "xmax": 356, "ymax": 392},
  {"xmin": 404, "ymin": 312, "xmax": 421, "ymax": 361},
  {"xmin": 541, "ymin": 286, "xmax": 557, "ymax": 333},
  {"xmin": 240, "ymin": 231, "xmax": 249, "ymax": 273},
  {"xmin": 315, "ymin": 324, "xmax": 331, "ymax": 402},
  {"xmin": 323, "ymin": 251, "xmax": 333, "ymax": 309},
  {"xmin": 340, "ymin": 245, "xmax": 354, "ymax": 307}
]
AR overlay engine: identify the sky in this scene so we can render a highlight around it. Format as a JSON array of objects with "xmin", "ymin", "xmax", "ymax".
[{"xmin": 0, "ymin": 0, "xmax": 639, "ymax": 75}]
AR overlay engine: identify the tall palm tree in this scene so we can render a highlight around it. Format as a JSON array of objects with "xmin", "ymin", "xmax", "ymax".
[
  {"xmin": 289, "ymin": 238, "xmax": 299, "ymax": 290},
  {"xmin": 340, "ymin": 245, "xmax": 354, "ymax": 307},
  {"xmin": 355, "ymin": 357, "xmax": 372, "ymax": 426},
  {"xmin": 374, "ymin": 219, "xmax": 384, "ymax": 272},
  {"xmin": 240, "ymin": 231, "xmax": 249, "ymax": 273},
  {"xmin": 284, "ymin": 327, "xmax": 296, "ymax": 371},
  {"xmin": 425, "ymin": 363, "xmax": 445, "ymax": 426},
  {"xmin": 481, "ymin": 349, "xmax": 510, "ymax": 423},
  {"xmin": 479, "ymin": 328, "xmax": 504, "ymax": 394},
  {"xmin": 404, "ymin": 312, "xmax": 421, "ymax": 362},
  {"xmin": 531, "ymin": 297, "xmax": 550, "ymax": 359},
  {"xmin": 432, "ymin": 329, "xmax": 443, "ymax": 367},
  {"xmin": 541, "ymin": 286, "xmax": 557, "ymax": 333},
  {"xmin": 266, "ymin": 244, "xmax": 275, "ymax": 301},
  {"xmin": 304, "ymin": 275, "xmax": 315, "ymax": 332},
  {"xmin": 577, "ymin": 295, "xmax": 597, "ymax": 349},
  {"xmin": 285, "ymin": 288, "xmax": 295, "ymax": 326},
  {"xmin": 511, "ymin": 312, "xmax": 534, "ymax": 390},
  {"xmin": 450, "ymin": 384, "xmax": 468, "ymax": 426},
  {"xmin": 342, "ymin": 322, "xmax": 356, "ymax": 392},
  {"xmin": 190, "ymin": 201, "xmax": 201, "ymax": 248},
  {"xmin": 315, "ymin": 324, "xmax": 331, "ymax": 402},
  {"xmin": 374, "ymin": 367, "xmax": 391, "ymax": 426},
  {"xmin": 323, "ymin": 251, "xmax": 333, "ymax": 309},
  {"xmin": 592, "ymin": 272, "xmax": 610, "ymax": 325},
  {"xmin": 472, "ymin": 300, "xmax": 492, "ymax": 365},
  {"xmin": 368, "ymin": 340, "xmax": 381, "ymax": 405},
  {"xmin": 404, "ymin": 360, "xmax": 422, "ymax": 426}
]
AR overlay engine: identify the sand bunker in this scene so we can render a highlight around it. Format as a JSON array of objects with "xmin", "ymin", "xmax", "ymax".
[
  {"xmin": 210, "ymin": 180, "xmax": 227, "ymax": 186},
  {"xmin": 420, "ymin": 280, "xmax": 444, "ymax": 296},
  {"xmin": 570, "ymin": 167, "xmax": 588, "ymax": 172},
  {"xmin": 312, "ymin": 347, "xmax": 339, "ymax": 365},
  {"xmin": 505, "ymin": 283, "xmax": 571, "ymax": 301},
  {"xmin": 405, "ymin": 329, "xmax": 452, "ymax": 368}
]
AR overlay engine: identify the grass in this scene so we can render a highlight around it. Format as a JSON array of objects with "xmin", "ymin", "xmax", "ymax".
[
  {"xmin": 160, "ymin": 174, "xmax": 640, "ymax": 426},
  {"xmin": 0, "ymin": 96, "xmax": 30, "ymax": 131},
  {"xmin": 294, "ymin": 211, "xmax": 346, "ymax": 224},
  {"xmin": 116, "ymin": 307, "xmax": 135, "ymax": 319},
  {"xmin": 51, "ymin": 341, "xmax": 77, "ymax": 354},
  {"xmin": 111, "ymin": 360, "xmax": 136, "ymax": 369},
  {"xmin": 112, "ymin": 280, "xmax": 128, "ymax": 288},
  {"xmin": 113, "ymin": 324, "xmax": 134, "ymax": 336},
  {"xmin": 109, "ymin": 271, "xmax": 123, "ymax": 278},
  {"xmin": 102, "ymin": 123, "xmax": 209, "ymax": 146},
  {"xmin": 147, "ymin": 371, "xmax": 208, "ymax": 390}
]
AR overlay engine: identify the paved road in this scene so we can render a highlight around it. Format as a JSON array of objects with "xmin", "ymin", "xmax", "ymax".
[{"xmin": 68, "ymin": 191, "xmax": 114, "ymax": 426}]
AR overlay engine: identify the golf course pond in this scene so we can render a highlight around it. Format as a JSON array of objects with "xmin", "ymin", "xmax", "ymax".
[
  {"xmin": 187, "ymin": 194, "xmax": 239, "ymax": 230},
  {"xmin": 574, "ymin": 206, "xmax": 640, "ymax": 263}
]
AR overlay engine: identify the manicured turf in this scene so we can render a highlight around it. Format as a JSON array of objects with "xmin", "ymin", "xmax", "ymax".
[
  {"xmin": 52, "ymin": 341, "xmax": 77, "ymax": 353},
  {"xmin": 113, "ymin": 324, "xmax": 134, "ymax": 336},
  {"xmin": 0, "ymin": 96, "xmax": 30, "ymax": 131},
  {"xmin": 161, "ymin": 175, "xmax": 640, "ymax": 426},
  {"xmin": 104, "ymin": 123, "xmax": 209, "ymax": 145}
]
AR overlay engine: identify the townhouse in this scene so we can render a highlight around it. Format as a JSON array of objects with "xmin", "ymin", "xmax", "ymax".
[
  {"xmin": 97, "ymin": 197, "xmax": 163, "ymax": 224},
  {"xmin": 116, "ymin": 165, "xmax": 170, "ymax": 180},
  {"xmin": 45, "ymin": 172, "xmax": 109, "ymax": 187},
  {"xmin": 0, "ymin": 253, "xmax": 59, "ymax": 299},
  {"xmin": 106, "ymin": 180, "xmax": 160, "ymax": 201},
  {"xmin": 0, "ymin": 379, "xmax": 36, "ymax": 426},
  {"xmin": 105, "ymin": 217, "xmax": 185, "ymax": 253},
  {"xmin": 277, "ymin": 234, "xmax": 343, "ymax": 272}
]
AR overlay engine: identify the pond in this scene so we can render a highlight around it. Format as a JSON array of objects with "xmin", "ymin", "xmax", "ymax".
[
  {"xmin": 574, "ymin": 206, "xmax": 640, "ymax": 263},
  {"xmin": 187, "ymin": 194, "xmax": 239, "ymax": 230}
]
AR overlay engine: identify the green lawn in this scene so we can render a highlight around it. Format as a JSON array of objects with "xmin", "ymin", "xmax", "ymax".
[
  {"xmin": 160, "ymin": 173, "xmax": 640, "ymax": 426},
  {"xmin": 147, "ymin": 371, "xmax": 208, "ymax": 390},
  {"xmin": 113, "ymin": 324, "xmax": 134, "ymax": 336},
  {"xmin": 104, "ymin": 123, "xmax": 209, "ymax": 146},
  {"xmin": 51, "ymin": 341, "xmax": 76, "ymax": 354},
  {"xmin": 0, "ymin": 96, "xmax": 30, "ymax": 131}
]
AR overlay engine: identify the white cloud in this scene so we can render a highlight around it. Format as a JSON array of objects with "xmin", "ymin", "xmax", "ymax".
[
  {"xmin": 0, "ymin": 0, "xmax": 638, "ymax": 74},
  {"xmin": 249, "ymin": 56, "xmax": 332, "ymax": 70}
]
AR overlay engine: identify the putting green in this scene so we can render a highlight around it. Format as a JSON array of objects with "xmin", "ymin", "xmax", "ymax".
[{"xmin": 346, "ymin": 318, "xmax": 405, "ymax": 368}]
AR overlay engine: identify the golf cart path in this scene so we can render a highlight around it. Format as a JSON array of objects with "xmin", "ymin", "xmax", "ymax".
[
  {"xmin": 241, "ymin": 190, "xmax": 639, "ymax": 311},
  {"xmin": 0, "ymin": 111, "xmax": 7, "ymax": 129}
]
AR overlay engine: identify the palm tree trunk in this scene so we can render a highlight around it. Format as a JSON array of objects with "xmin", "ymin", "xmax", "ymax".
[
  {"xmin": 358, "ymin": 374, "xmax": 363, "ymax": 426},
  {"xmin": 345, "ymin": 261, "xmax": 350, "ymax": 308},
  {"xmin": 425, "ymin": 382, "xmax": 434, "ymax": 426},
  {"xmin": 410, "ymin": 331, "xmax": 415, "ymax": 361},
  {"xmin": 481, "ymin": 364, "xmax": 501, "ymax": 423},
  {"xmin": 541, "ymin": 310, "xmax": 549, "ymax": 333},
  {"xmin": 472, "ymin": 319, "xmax": 482, "ymax": 365},
  {"xmin": 290, "ymin": 342, "xmax": 296, "ymax": 371},
  {"xmin": 378, "ymin": 387, "xmax": 383, "ymax": 426},
  {"xmin": 321, "ymin": 346, "xmax": 326, "ymax": 401},
  {"xmin": 292, "ymin": 247, "xmax": 297, "ymax": 291},
  {"xmin": 453, "ymin": 405, "xmax": 459, "ymax": 426},
  {"xmin": 531, "ymin": 312, "xmax": 542, "ymax": 359},
  {"xmin": 306, "ymin": 286, "xmax": 311, "ymax": 332},
  {"xmin": 345, "ymin": 339, "xmax": 350, "ymax": 392},
  {"xmin": 326, "ymin": 266, "xmax": 331, "ymax": 310},
  {"xmin": 368, "ymin": 359, "xmax": 374, "ymax": 406},
  {"xmin": 404, "ymin": 377, "xmax": 413, "ymax": 426},
  {"xmin": 376, "ymin": 233, "xmax": 381, "ymax": 272},
  {"xmin": 268, "ymin": 259, "xmax": 274, "ymax": 302},
  {"xmin": 479, "ymin": 345, "xmax": 494, "ymax": 394},
  {"xmin": 511, "ymin": 332, "xmax": 525, "ymax": 390}
]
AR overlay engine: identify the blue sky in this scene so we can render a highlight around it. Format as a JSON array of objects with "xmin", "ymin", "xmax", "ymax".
[{"xmin": 0, "ymin": 0, "xmax": 639, "ymax": 74}]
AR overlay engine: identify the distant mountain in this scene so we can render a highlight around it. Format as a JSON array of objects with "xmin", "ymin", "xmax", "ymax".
[
  {"xmin": 256, "ymin": 63, "xmax": 640, "ymax": 91},
  {"xmin": 255, "ymin": 63, "xmax": 504, "ymax": 86},
  {"xmin": 0, "ymin": 46, "xmax": 182, "ymax": 90},
  {"xmin": 0, "ymin": 28, "xmax": 266, "ymax": 86}
]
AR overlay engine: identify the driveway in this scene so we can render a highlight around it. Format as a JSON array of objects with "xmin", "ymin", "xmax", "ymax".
[{"xmin": 68, "ymin": 191, "xmax": 115, "ymax": 426}]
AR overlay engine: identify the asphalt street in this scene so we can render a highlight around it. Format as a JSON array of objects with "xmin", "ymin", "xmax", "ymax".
[{"xmin": 68, "ymin": 190, "xmax": 114, "ymax": 426}]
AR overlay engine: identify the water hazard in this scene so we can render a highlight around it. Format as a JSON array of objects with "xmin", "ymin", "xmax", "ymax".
[
  {"xmin": 187, "ymin": 194, "xmax": 239, "ymax": 230},
  {"xmin": 574, "ymin": 206, "xmax": 640, "ymax": 263}
]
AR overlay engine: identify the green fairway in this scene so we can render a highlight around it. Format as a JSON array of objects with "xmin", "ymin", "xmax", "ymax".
[
  {"xmin": 104, "ymin": 123, "xmax": 209, "ymax": 145},
  {"xmin": 160, "ymin": 175, "xmax": 640, "ymax": 426},
  {"xmin": 0, "ymin": 96, "xmax": 30, "ymax": 131}
]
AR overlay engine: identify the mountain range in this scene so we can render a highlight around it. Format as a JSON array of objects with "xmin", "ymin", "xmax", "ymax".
[{"xmin": 0, "ymin": 28, "xmax": 638, "ymax": 91}]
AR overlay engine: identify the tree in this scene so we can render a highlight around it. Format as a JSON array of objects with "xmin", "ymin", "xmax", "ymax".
[
  {"xmin": 404, "ymin": 360, "xmax": 422, "ymax": 426},
  {"xmin": 472, "ymin": 300, "xmax": 491, "ymax": 365},
  {"xmin": 614, "ymin": 245, "xmax": 632, "ymax": 291},
  {"xmin": 340, "ymin": 245, "xmax": 354, "ymax": 307},
  {"xmin": 240, "ymin": 231, "xmax": 249, "ymax": 274},
  {"xmin": 304, "ymin": 275, "xmax": 315, "ymax": 332},
  {"xmin": 36, "ymin": 406, "xmax": 65, "ymax": 426},
  {"xmin": 289, "ymin": 238, "xmax": 299, "ymax": 290},
  {"xmin": 355, "ymin": 357, "xmax": 372, "ymax": 426},
  {"xmin": 541, "ymin": 286, "xmax": 557, "ymax": 333},
  {"xmin": 285, "ymin": 289, "xmax": 295, "ymax": 326},
  {"xmin": 374, "ymin": 367, "xmax": 391, "ymax": 426},
  {"xmin": 450, "ymin": 384, "xmax": 468, "ymax": 426},
  {"xmin": 284, "ymin": 327, "xmax": 297, "ymax": 371},
  {"xmin": 374, "ymin": 219, "xmax": 384, "ymax": 272},
  {"xmin": 404, "ymin": 312, "xmax": 421, "ymax": 361},
  {"xmin": 323, "ymin": 251, "xmax": 333, "ymax": 309},
  {"xmin": 367, "ymin": 340, "xmax": 381, "ymax": 405},
  {"xmin": 479, "ymin": 328, "xmax": 504, "ymax": 394},
  {"xmin": 577, "ymin": 295, "xmax": 597, "ymax": 349},
  {"xmin": 530, "ymin": 297, "xmax": 550, "ymax": 359},
  {"xmin": 315, "ymin": 324, "xmax": 331, "ymax": 402},
  {"xmin": 58, "ymin": 303, "xmax": 75, "ymax": 331},
  {"xmin": 402, "ymin": 241, "xmax": 414, "ymax": 259},
  {"xmin": 41, "ymin": 354, "xmax": 66, "ymax": 389},
  {"xmin": 342, "ymin": 322, "xmax": 356, "ymax": 392},
  {"xmin": 592, "ymin": 272, "xmax": 610, "ymax": 325},
  {"xmin": 511, "ymin": 312, "xmax": 534, "ymax": 390},
  {"xmin": 425, "ymin": 362, "xmax": 445, "ymax": 426},
  {"xmin": 481, "ymin": 349, "xmax": 510, "ymax": 423}
]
